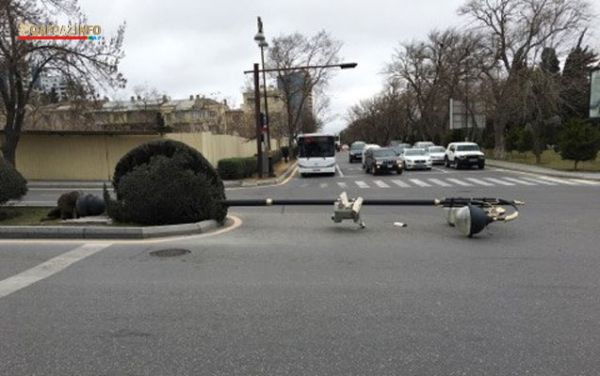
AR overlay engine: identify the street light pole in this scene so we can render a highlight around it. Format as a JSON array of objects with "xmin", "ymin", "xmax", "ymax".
[
  {"xmin": 253, "ymin": 63, "xmax": 264, "ymax": 178},
  {"xmin": 254, "ymin": 17, "xmax": 271, "ymax": 177}
]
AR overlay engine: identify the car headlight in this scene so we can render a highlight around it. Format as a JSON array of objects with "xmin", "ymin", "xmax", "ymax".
[
  {"xmin": 376, "ymin": 161, "xmax": 382, "ymax": 166},
  {"xmin": 458, "ymin": 155, "xmax": 466, "ymax": 159}
]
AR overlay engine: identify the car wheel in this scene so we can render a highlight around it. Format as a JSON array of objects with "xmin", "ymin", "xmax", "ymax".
[
  {"xmin": 479, "ymin": 162, "xmax": 485, "ymax": 170},
  {"xmin": 444, "ymin": 157, "xmax": 450, "ymax": 168},
  {"xmin": 396, "ymin": 168, "xmax": 403, "ymax": 175},
  {"xmin": 300, "ymin": 173, "xmax": 307, "ymax": 178}
]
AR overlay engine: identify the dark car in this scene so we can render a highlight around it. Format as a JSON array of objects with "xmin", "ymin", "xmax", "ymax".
[
  {"xmin": 348, "ymin": 141, "xmax": 366, "ymax": 163},
  {"xmin": 364, "ymin": 147, "xmax": 403, "ymax": 175}
]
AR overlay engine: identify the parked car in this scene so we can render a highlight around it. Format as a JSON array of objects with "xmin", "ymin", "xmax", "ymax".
[
  {"xmin": 426, "ymin": 145, "xmax": 446, "ymax": 165},
  {"xmin": 400, "ymin": 148, "xmax": 432, "ymax": 170},
  {"xmin": 445, "ymin": 142, "xmax": 485, "ymax": 169},
  {"xmin": 348, "ymin": 141, "xmax": 366, "ymax": 163},
  {"xmin": 392, "ymin": 143, "xmax": 412, "ymax": 156},
  {"xmin": 414, "ymin": 141, "xmax": 435, "ymax": 149},
  {"xmin": 364, "ymin": 147, "xmax": 403, "ymax": 175},
  {"xmin": 361, "ymin": 144, "xmax": 381, "ymax": 169}
]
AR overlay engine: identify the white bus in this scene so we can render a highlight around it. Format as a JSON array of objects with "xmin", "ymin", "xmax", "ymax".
[{"xmin": 297, "ymin": 133, "xmax": 337, "ymax": 176}]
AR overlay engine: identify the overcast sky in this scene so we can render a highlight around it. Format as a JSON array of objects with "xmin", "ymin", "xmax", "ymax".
[{"xmin": 78, "ymin": 0, "xmax": 599, "ymax": 134}]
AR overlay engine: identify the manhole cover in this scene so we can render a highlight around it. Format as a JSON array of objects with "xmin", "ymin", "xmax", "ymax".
[{"xmin": 149, "ymin": 248, "xmax": 191, "ymax": 257}]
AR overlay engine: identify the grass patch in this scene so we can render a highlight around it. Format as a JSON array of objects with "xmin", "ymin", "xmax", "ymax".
[
  {"xmin": 494, "ymin": 150, "xmax": 600, "ymax": 172},
  {"xmin": 0, "ymin": 207, "xmax": 60, "ymax": 226}
]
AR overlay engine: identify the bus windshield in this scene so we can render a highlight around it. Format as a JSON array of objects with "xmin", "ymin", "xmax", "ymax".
[{"xmin": 298, "ymin": 136, "xmax": 335, "ymax": 158}]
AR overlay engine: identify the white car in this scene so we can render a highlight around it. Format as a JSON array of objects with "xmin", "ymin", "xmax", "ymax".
[
  {"xmin": 426, "ymin": 146, "xmax": 446, "ymax": 165},
  {"xmin": 445, "ymin": 142, "xmax": 485, "ymax": 169},
  {"xmin": 400, "ymin": 148, "xmax": 432, "ymax": 170},
  {"xmin": 361, "ymin": 144, "xmax": 380, "ymax": 169},
  {"xmin": 414, "ymin": 141, "xmax": 435, "ymax": 149}
]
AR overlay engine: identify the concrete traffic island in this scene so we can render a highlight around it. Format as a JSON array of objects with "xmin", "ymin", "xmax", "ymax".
[{"xmin": 0, "ymin": 216, "xmax": 234, "ymax": 239}]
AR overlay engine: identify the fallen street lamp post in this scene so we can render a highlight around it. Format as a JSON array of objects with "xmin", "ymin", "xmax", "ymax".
[{"xmin": 222, "ymin": 192, "xmax": 524, "ymax": 238}]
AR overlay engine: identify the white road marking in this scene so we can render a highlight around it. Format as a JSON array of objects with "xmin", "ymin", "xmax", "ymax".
[
  {"xmin": 536, "ymin": 176, "xmax": 580, "ymax": 186},
  {"xmin": 319, "ymin": 183, "xmax": 328, "ymax": 188},
  {"xmin": 432, "ymin": 167, "xmax": 449, "ymax": 174},
  {"xmin": 0, "ymin": 243, "xmax": 111, "ymax": 299},
  {"xmin": 374, "ymin": 180, "xmax": 391, "ymax": 188},
  {"xmin": 337, "ymin": 182, "xmax": 348, "ymax": 188},
  {"xmin": 483, "ymin": 177, "xmax": 515, "ymax": 186},
  {"xmin": 391, "ymin": 179, "xmax": 410, "ymax": 188},
  {"xmin": 409, "ymin": 179, "xmax": 432, "ymax": 187},
  {"xmin": 521, "ymin": 176, "xmax": 557, "ymax": 185},
  {"xmin": 568, "ymin": 179, "xmax": 600, "ymax": 186},
  {"xmin": 502, "ymin": 177, "xmax": 537, "ymax": 186},
  {"xmin": 335, "ymin": 164, "xmax": 345, "ymax": 178},
  {"xmin": 465, "ymin": 178, "xmax": 494, "ymax": 186},
  {"xmin": 428, "ymin": 178, "xmax": 451, "ymax": 187},
  {"xmin": 355, "ymin": 181, "xmax": 370, "ymax": 189},
  {"xmin": 300, "ymin": 183, "xmax": 309, "ymax": 188},
  {"xmin": 446, "ymin": 178, "xmax": 472, "ymax": 187}
]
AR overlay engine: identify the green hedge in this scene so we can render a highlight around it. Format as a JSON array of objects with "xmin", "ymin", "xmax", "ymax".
[
  {"xmin": 217, "ymin": 149, "xmax": 284, "ymax": 180},
  {"xmin": 218, "ymin": 157, "xmax": 257, "ymax": 180}
]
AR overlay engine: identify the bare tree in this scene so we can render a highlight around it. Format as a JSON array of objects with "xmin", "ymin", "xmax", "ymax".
[
  {"xmin": 268, "ymin": 30, "xmax": 342, "ymax": 148},
  {"xmin": 0, "ymin": 0, "xmax": 126, "ymax": 167},
  {"xmin": 458, "ymin": 0, "xmax": 592, "ymax": 157}
]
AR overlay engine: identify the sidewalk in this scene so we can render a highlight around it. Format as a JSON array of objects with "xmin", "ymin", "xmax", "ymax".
[{"xmin": 487, "ymin": 159, "xmax": 600, "ymax": 181}]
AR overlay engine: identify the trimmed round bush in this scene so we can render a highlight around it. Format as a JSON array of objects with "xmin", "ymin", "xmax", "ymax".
[
  {"xmin": 0, "ymin": 160, "xmax": 28, "ymax": 206},
  {"xmin": 106, "ymin": 140, "xmax": 227, "ymax": 225},
  {"xmin": 112, "ymin": 139, "xmax": 222, "ymax": 199}
]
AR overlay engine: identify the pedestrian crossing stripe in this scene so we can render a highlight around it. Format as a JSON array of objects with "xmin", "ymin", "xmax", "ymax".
[
  {"xmin": 446, "ymin": 178, "xmax": 472, "ymax": 186},
  {"xmin": 355, "ymin": 181, "xmax": 369, "ymax": 188},
  {"xmin": 465, "ymin": 178, "xmax": 494, "ymax": 186},
  {"xmin": 427, "ymin": 178, "xmax": 451, "ymax": 187},
  {"xmin": 319, "ymin": 183, "xmax": 328, "ymax": 188},
  {"xmin": 337, "ymin": 182, "xmax": 348, "ymax": 188},
  {"xmin": 521, "ymin": 177, "xmax": 556, "ymax": 185},
  {"xmin": 501, "ymin": 177, "xmax": 537, "ymax": 186},
  {"xmin": 535, "ymin": 176, "xmax": 579, "ymax": 186},
  {"xmin": 374, "ymin": 180, "xmax": 390, "ymax": 188},
  {"xmin": 484, "ymin": 177, "xmax": 515, "ymax": 186},
  {"xmin": 391, "ymin": 179, "xmax": 410, "ymax": 187},
  {"xmin": 409, "ymin": 179, "xmax": 431, "ymax": 187},
  {"xmin": 569, "ymin": 179, "xmax": 600, "ymax": 186}
]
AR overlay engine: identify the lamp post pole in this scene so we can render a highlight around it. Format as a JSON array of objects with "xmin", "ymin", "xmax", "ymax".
[
  {"xmin": 253, "ymin": 63, "xmax": 264, "ymax": 178},
  {"xmin": 254, "ymin": 17, "xmax": 271, "ymax": 177}
]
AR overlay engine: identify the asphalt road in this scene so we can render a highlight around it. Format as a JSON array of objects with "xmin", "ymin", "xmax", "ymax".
[{"xmin": 1, "ymin": 151, "xmax": 600, "ymax": 375}]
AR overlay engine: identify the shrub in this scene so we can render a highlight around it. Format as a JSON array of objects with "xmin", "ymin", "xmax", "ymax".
[
  {"xmin": 557, "ymin": 119, "xmax": 600, "ymax": 170},
  {"xmin": 218, "ymin": 158, "xmax": 246, "ymax": 180},
  {"xmin": 0, "ymin": 160, "xmax": 27, "ymax": 206},
  {"xmin": 217, "ymin": 157, "xmax": 257, "ymax": 180},
  {"xmin": 112, "ymin": 139, "xmax": 221, "ymax": 197},
  {"xmin": 106, "ymin": 140, "xmax": 226, "ymax": 225},
  {"xmin": 242, "ymin": 157, "xmax": 257, "ymax": 177}
]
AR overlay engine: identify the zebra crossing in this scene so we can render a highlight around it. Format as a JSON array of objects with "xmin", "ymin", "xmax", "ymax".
[{"xmin": 303, "ymin": 175, "xmax": 599, "ymax": 190}]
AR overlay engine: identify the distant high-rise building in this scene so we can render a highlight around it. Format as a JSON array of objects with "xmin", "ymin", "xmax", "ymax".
[
  {"xmin": 277, "ymin": 71, "xmax": 313, "ymax": 123},
  {"xmin": 38, "ymin": 74, "xmax": 68, "ymax": 101}
]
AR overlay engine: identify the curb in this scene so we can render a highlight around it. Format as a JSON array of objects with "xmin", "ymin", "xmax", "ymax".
[
  {"xmin": 0, "ymin": 217, "xmax": 229, "ymax": 240},
  {"xmin": 28, "ymin": 181, "xmax": 110, "ymax": 189},
  {"xmin": 224, "ymin": 162, "xmax": 298, "ymax": 188},
  {"xmin": 487, "ymin": 160, "xmax": 600, "ymax": 181}
]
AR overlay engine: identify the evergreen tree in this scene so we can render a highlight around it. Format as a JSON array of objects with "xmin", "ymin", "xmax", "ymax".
[{"xmin": 560, "ymin": 32, "xmax": 598, "ymax": 120}]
